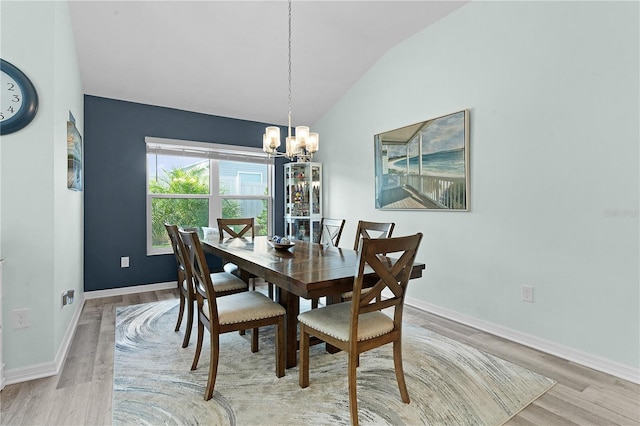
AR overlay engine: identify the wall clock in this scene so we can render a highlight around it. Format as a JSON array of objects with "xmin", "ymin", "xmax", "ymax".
[{"xmin": 1, "ymin": 59, "xmax": 39, "ymax": 135}]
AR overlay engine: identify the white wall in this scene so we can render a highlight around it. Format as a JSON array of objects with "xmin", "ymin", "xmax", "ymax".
[
  {"xmin": 1, "ymin": 1, "xmax": 84, "ymax": 377},
  {"xmin": 315, "ymin": 1, "xmax": 639, "ymax": 379}
]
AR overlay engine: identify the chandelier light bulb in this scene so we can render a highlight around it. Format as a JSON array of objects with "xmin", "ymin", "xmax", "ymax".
[
  {"xmin": 295, "ymin": 126, "xmax": 309, "ymax": 147},
  {"xmin": 264, "ymin": 126, "xmax": 281, "ymax": 150},
  {"xmin": 307, "ymin": 132, "xmax": 319, "ymax": 153},
  {"xmin": 286, "ymin": 136, "xmax": 298, "ymax": 157}
]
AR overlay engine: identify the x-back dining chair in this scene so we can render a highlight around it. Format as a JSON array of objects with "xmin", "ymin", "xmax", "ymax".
[
  {"xmin": 319, "ymin": 217, "xmax": 346, "ymax": 247},
  {"xmin": 311, "ymin": 217, "xmax": 347, "ymax": 308},
  {"xmin": 298, "ymin": 232, "xmax": 423, "ymax": 426},
  {"xmin": 217, "ymin": 217, "xmax": 275, "ymax": 299},
  {"xmin": 164, "ymin": 223, "xmax": 248, "ymax": 348},
  {"xmin": 353, "ymin": 220, "xmax": 395, "ymax": 251},
  {"xmin": 341, "ymin": 220, "xmax": 396, "ymax": 302},
  {"xmin": 218, "ymin": 218, "xmax": 255, "ymax": 281},
  {"xmin": 217, "ymin": 217, "xmax": 255, "ymax": 239},
  {"xmin": 179, "ymin": 229, "xmax": 286, "ymax": 401}
]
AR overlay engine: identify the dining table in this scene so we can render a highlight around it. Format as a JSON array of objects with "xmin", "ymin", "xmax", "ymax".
[{"xmin": 201, "ymin": 235, "xmax": 425, "ymax": 368}]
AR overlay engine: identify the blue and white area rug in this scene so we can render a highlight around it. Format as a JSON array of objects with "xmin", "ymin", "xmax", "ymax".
[{"xmin": 113, "ymin": 300, "xmax": 555, "ymax": 425}]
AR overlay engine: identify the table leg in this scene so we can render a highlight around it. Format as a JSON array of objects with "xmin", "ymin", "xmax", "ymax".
[
  {"xmin": 238, "ymin": 269, "xmax": 251, "ymax": 284},
  {"xmin": 278, "ymin": 289, "xmax": 300, "ymax": 368}
]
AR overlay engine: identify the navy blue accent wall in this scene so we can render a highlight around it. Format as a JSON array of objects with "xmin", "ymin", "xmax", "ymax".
[{"xmin": 84, "ymin": 95, "xmax": 286, "ymax": 291}]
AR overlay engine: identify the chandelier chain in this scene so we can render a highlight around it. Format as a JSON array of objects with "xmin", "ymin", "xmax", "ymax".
[
  {"xmin": 262, "ymin": 0, "xmax": 318, "ymax": 161},
  {"xmin": 287, "ymin": 0, "xmax": 292, "ymax": 124}
]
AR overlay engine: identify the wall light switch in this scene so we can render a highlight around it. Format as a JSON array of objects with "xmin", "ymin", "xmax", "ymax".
[{"xmin": 121, "ymin": 256, "xmax": 130, "ymax": 268}]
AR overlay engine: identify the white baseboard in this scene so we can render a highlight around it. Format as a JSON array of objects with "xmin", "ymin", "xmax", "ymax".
[
  {"xmin": 84, "ymin": 281, "xmax": 176, "ymax": 299},
  {"xmin": 4, "ymin": 283, "xmax": 637, "ymax": 387},
  {"xmin": 406, "ymin": 296, "xmax": 640, "ymax": 385},
  {"xmin": 3, "ymin": 282, "xmax": 176, "ymax": 387},
  {"xmin": 3, "ymin": 293, "xmax": 86, "ymax": 387}
]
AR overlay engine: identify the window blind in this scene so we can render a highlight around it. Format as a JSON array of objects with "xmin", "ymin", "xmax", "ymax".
[{"xmin": 145, "ymin": 136, "xmax": 273, "ymax": 165}]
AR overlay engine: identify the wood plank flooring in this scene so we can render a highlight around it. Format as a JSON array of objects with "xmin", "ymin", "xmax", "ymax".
[{"xmin": 1, "ymin": 282, "xmax": 638, "ymax": 425}]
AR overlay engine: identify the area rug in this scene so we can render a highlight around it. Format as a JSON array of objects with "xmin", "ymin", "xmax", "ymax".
[{"xmin": 113, "ymin": 300, "xmax": 555, "ymax": 425}]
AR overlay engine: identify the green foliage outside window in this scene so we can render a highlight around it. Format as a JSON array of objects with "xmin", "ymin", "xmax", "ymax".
[
  {"xmin": 150, "ymin": 167, "xmax": 241, "ymax": 247},
  {"xmin": 256, "ymin": 199, "xmax": 268, "ymax": 235}
]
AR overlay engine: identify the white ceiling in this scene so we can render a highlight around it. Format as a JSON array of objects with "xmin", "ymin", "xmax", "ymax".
[{"xmin": 69, "ymin": 1, "xmax": 468, "ymax": 127}]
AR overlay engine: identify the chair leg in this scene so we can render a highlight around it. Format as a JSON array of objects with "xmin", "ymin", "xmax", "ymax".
[
  {"xmin": 251, "ymin": 327, "xmax": 259, "ymax": 353},
  {"xmin": 276, "ymin": 316, "xmax": 285, "ymax": 378},
  {"xmin": 182, "ymin": 297, "xmax": 194, "ymax": 348},
  {"xmin": 311, "ymin": 298, "xmax": 318, "ymax": 309},
  {"xmin": 348, "ymin": 350, "xmax": 360, "ymax": 426},
  {"xmin": 299, "ymin": 324, "xmax": 310, "ymax": 388},
  {"xmin": 393, "ymin": 340, "xmax": 410, "ymax": 403},
  {"xmin": 191, "ymin": 317, "xmax": 204, "ymax": 370},
  {"xmin": 204, "ymin": 333, "xmax": 220, "ymax": 401},
  {"xmin": 175, "ymin": 288, "xmax": 185, "ymax": 332}
]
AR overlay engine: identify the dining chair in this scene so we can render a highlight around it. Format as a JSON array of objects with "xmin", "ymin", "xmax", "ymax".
[
  {"xmin": 217, "ymin": 217, "xmax": 255, "ymax": 279},
  {"xmin": 180, "ymin": 229, "xmax": 286, "ymax": 401},
  {"xmin": 217, "ymin": 217, "xmax": 274, "ymax": 299},
  {"xmin": 352, "ymin": 220, "xmax": 395, "ymax": 251},
  {"xmin": 311, "ymin": 217, "xmax": 346, "ymax": 308},
  {"xmin": 298, "ymin": 232, "xmax": 423, "ymax": 426},
  {"xmin": 341, "ymin": 220, "xmax": 396, "ymax": 302},
  {"xmin": 217, "ymin": 217, "xmax": 255, "ymax": 239},
  {"xmin": 164, "ymin": 223, "xmax": 248, "ymax": 348},
  {"xmin": 318, "ymin": 217, "xmax": 346, "ymax": 247}
]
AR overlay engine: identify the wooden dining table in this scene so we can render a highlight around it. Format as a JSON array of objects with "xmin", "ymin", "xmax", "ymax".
[{"xmin": 201, "ymin": 235, "xmax": 425, "ymax": 368}]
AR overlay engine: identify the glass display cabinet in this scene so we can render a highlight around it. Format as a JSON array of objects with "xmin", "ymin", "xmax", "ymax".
[{"xmin": 284, "ymin": 162, "xmax": 322, "ymax": 242}]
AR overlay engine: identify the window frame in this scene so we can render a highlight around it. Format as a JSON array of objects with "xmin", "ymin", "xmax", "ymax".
[{"xmin": 145, "ymin": 137, "xmax": 275, "ymax": 255}]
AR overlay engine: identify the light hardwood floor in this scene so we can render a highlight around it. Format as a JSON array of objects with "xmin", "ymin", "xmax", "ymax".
[{"xmin": 1, "ymin": 282, "xmax": 638, "ymax": 425}]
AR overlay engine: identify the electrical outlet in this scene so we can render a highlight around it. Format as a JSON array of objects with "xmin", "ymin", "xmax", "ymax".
[
  {"xmin": 62, "ymin": 290, "xmax": 75, "ymax": 307},
  {"xmin": 121, "ymin": 256, "xmax": 130, "ymax": 268},
  {"xmin": 521, "ymin": 285, "xmax": 534, "ymax": 303},
  {"xmin": 12, "ymin": 308, "xmax": 30, "ymax": 329}
]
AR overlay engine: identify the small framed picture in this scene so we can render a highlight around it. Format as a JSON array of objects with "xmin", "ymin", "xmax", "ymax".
[{"xmin": 67, "ymin": 119, "xmax": 83, "ymax": 191}]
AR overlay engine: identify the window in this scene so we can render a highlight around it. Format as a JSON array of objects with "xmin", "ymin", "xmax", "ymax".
[{"xmin": 146, "ymin": 137, "xmax": 274, "ymax": 255}]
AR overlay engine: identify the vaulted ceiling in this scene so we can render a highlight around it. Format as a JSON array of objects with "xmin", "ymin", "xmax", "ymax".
[{"xmin": 69, "ymin": 1, "xmax": 468, "ymax": 126}]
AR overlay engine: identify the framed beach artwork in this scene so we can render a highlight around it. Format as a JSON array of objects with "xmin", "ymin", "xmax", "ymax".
[{"xmin": 374, "ymin": 109, "xmax": 469, "ymax": 210}]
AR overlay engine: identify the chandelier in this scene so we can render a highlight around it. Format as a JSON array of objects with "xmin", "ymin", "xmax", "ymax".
[{"xmin": 263, "ymin": 0, "xmax": 319, "ymax": 162}]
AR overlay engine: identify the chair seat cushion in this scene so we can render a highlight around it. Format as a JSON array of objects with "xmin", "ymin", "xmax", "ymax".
[
  {"xmin": 340, "ymin": 287, "xmax": 372, "ymax": 300},
  {"xmin": 211, "ymin": 272, "xmax": 247, "ymax": 292},
  {"xmin": 182, "ymin": 272, "xmax": 247, "ymax": 293},
  {"xmin": 297, "ymin": 302, "xmax": 393, "ymax": 342},
  {"xmin": 204, "ymin": 291, "xmax": 285, "ymax": 325},
  {"xmin": 222, "ymin": 262, "xmax": 238, "ymax": 274},
  {"xmin": 223, "ymin": 262, "xmax": 257, "ymax": 280}
]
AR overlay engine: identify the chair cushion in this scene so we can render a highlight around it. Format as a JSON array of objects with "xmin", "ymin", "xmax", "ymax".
[
  {"xmin": 340, "ymin": 287, "xmax": 372, "ymax": 300},
  {"xmin": 203, "ymin": 291, "xmax": 285, "ymax": 325},
  {"xmin": 182, "ymin": 272, "xmax": 246, "ymax": 293},
  {"xmin": 222, "ymin": 262, "xmax": 238, "ymax": 274},
  {"xmin": 297, "ymin": 302, "xmax": 393, "ymax": 342},
  {"xmin": 211, "ymin": 272, "xmax": 247, "ymax": 292}
]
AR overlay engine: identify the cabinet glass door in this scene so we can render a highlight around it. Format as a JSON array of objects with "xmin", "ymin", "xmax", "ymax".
[{"xmin": 284, "ymin": 162, "xmax": 322, "ymax": 242}]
